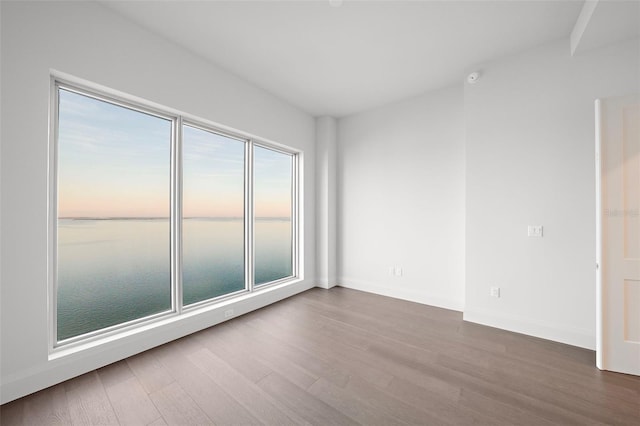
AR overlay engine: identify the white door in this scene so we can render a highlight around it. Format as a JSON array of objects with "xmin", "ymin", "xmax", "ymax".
[{"xmin": 596, "ymin": 94, "xmax": 640, "ymax": 375}]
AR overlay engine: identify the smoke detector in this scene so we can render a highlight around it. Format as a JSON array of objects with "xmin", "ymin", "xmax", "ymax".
[{"xmin": 467, "ymin": 72, "xmax": 480, "ymax": 84}]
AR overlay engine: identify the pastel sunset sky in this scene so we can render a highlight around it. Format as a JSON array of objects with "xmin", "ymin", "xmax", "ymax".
[{"xmin": 58, "ymin": 89, "xmax": 292, "ymax": 218}]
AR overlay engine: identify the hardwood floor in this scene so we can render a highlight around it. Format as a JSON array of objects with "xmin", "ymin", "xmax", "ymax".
[{"xmin": 1, "ymin": 287, "xmax": 639, "ymax": 425}]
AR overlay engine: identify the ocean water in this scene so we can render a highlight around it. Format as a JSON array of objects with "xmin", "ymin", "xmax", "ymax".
[{"xmin": 57, "ymin": 218, "xmax": 292, "ymax": 341}]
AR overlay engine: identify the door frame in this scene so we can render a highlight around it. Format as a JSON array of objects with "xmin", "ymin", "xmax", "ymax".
[
  {"xmin": 595, "ymin": 95, "xmax": 640, "ymax": 374},
  {"xmin": 595, "ymin": 98, "xmax": 604, "ymax": 369}
]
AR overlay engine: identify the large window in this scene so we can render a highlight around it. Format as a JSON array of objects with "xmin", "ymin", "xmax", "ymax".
[
  {"xmin": 52, "ymin": 79, "xmax": 300, "ymax": 345},
  {"xmin": 56, "ymin": 88, "xmax": 172, "ymax": 341},
  {"xmin": 182, "ymin": 125, "xmax": 246, "ymax": 305},
  {"xmin": 254, "ymin": 146, "xmax": 294, "ymax": 285}
]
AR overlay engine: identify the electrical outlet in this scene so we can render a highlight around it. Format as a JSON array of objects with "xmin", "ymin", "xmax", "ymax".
[
  {"xmin": 490, "ymin": 286, "xmax": 501, "ymax": 298},
  {"xmin": 527, "ymin": 225, "xmax": 543, "ymax": 237},
  {"xmin": 224, "ymin": 309, "xmax": 234, "ymax": 318},
  {"xmin": 389, "ymin": 266, "xmax": 403, "ymax": 277}
]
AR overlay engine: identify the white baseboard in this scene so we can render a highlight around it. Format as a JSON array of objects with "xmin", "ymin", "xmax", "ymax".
[
  {"xmin": 463, "ymin": 308, "xmax": 595, "ymax": 350},
  {"xmin": 339, "ymin": 277, "xmax": 464, "ymax": 312},
  {"xmin": 338, "ymin": 279, "xmax": 594, "ymax": 350},
  {"xmin": 0, "ymin": 279, "xmax": 314, "ymax": 405},
  {"xmin": 315, "ymin": 277, "xmax": 338, "ymax": 289}
]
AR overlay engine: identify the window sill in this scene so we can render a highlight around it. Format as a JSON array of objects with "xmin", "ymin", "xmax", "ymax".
[{"xmin": 49, "ymin": 277, "xmax": 303, "ymax": 361}]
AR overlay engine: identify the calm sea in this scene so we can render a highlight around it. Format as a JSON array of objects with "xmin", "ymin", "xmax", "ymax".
[{"xmin": 57, "ymin": 218, "xmax": 292, "ymax": 341}]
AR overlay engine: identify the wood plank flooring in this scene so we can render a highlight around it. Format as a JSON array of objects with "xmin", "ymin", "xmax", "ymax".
[{"xmin": 1, "ymin": 287, "xmax": 639, "ymax": 425}]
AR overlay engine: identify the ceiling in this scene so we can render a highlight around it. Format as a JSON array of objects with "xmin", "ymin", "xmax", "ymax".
[
  {"xmin": 101, "ymin": 0, "xmax": 587, "ymax": 117},
  {"xmin": 572, "ymin": 0, "xmax": 640, "ymax": 54}
]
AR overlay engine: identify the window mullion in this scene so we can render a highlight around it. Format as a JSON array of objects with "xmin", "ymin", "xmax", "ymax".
[
  {"xmin": 292, "ymin": 154, "xmax": 299, "ymax": 278},
  {"xmin": 173, "ymin": 116, "xmax": 184, "ymax": 314},
  {"xmin": 246, "ymin": 140, "xmax": 255, "ymax": 293}
]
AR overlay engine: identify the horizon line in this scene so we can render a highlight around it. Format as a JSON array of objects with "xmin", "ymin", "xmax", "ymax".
[{"xmin": 59, "ymin": 216, "xmax": 291, "ymax": 220}]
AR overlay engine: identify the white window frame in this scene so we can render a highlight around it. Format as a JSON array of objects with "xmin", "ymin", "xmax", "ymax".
[
  {"xmin": 48, "ymin": 75, "xmax": 301, "ymax": 351},
  {"xmin": 252, "ymin": 143, "xmax": 300, "ymax": 288}
]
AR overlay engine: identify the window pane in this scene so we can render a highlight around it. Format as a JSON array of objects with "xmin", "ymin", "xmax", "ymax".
[
  {"xmin": 57, "ymin": 89, "xmax": 171, "ymax": 341},
  {"xmin": 182, "ymin": 126, "xmax": 246, "ymax": 304},
  {"xmin": 253, "ymin": 146, "xmax": 293, "ymax": 285}
]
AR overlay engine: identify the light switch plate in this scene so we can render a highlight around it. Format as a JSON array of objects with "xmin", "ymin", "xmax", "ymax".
[{"xmin": 528, "ymin": 225, "xmax": 543, "ymax": 237}]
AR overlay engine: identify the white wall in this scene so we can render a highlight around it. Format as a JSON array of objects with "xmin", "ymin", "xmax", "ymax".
[
  {"xmin": 337, "ymin": 86, "xmax": 466, "ymax": 311},
  {"xmin": 316, "ymin": 116, "xmax": 338, "ymax": 289},
  {"xmin": 464, "ymin": 38, "xmax": 640, "ymax": 349},
  {"xmin": 0, "ymin": 1, "xmax": 315, "ymax": 403}
]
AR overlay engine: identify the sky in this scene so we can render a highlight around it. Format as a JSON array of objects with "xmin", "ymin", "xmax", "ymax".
[{"xmin": 58, "ymin": 89, "xmax": 292, "ymax": 218}]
